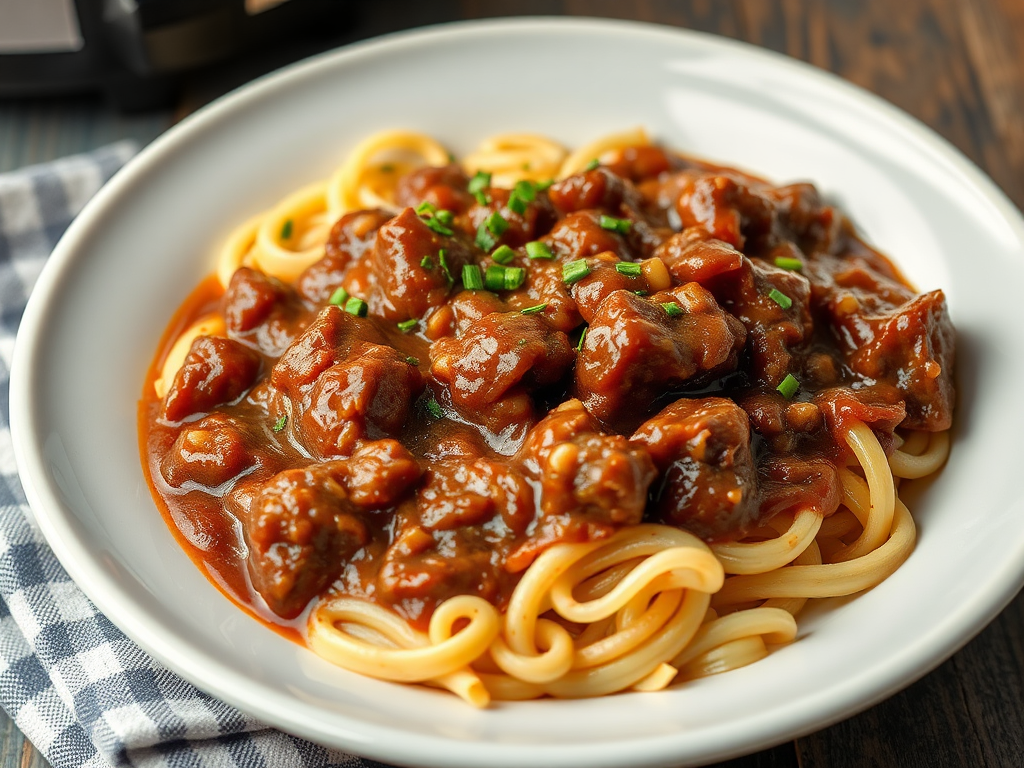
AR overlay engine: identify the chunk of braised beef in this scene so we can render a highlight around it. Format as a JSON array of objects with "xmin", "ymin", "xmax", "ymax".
[
  {"xmin": 814, "ymin": 385, "xmax": 907, "ymax": 457},
  {"xmin": 740, "ymin": 390, "xmax": 826, "ymax": 453},
  {"xmin": 395, "ymin": 164, "xmax": 474, "ymax": 213},
  {"xmin": 509, "ymin": 400, "xmax": 656, "ymax": 572},
  {"xmin": 162, "ymin": 336, "xmax": 261, "ymax": 423},
  {"xmin": 568, "ymin": 253, "xmax": 650, "ymax": 323},
  {"xmin": 654, "ymin": 232, "xmax": 745, "ymax": 287},
  {"xmin": 245, "ymin": 464, "xmax": 368, "ymax": 619},
  {"xmin": 674, "ymin": 172, "xmax": 777, "ymax": 251},
  {"xmin": 576, "ymin": 286, "xmax": 746, "ymax": 430},
  {"xmin": 339, "ymin": 439, "xmax": 422, "ymax": 509},
  {"xmin": 466, "ymin": 187, "xmax": 554, "ymax": 248},
  {"xmin": 700, "ymin": 258, "xmax": 813, "ymax": 387},
  {"xmin": 759, "ymin": 456, "xmax": 841, "ymax": 520},
  {"xmin": 161, "ymin": 413, "xmax": 263, "ymax": 489},
  {"xmin": 603, "ymin": 145, "xmax": 680, "ymax": 182},
  {"xmin": 631, "ymin": 397, "xmax": 759, "ymax": 542},
  {"xmin": 430, "ymin": 312, "xmax": 575, "ymax": 412},
  {"xmin": 302, "ymin": 343, "xmax": 424, "ymax": 457},
  {"xmin": 504, "ymin": 258, "xmax": 582, "ymax": 333},
  {"xmin": 446, "ymin": 289, "xmax": 507, "ymax": 335},
  {"xmin": 827, "ymin": 289, "xmax": 954, "ymax": 431},
  {"xmin": 297, "ymin": 209, "xmax": 392, "ymax": 304},
  {"xmin": 370, "ymin": 207, "xmax": 476, "ymax": 321},
  {"xmin": 770, "ymin": 183, "xmax": 842, "ymax": 256},
  {"xmin": 547, "ymin": 168, "xmax": 643, "ymax": 215},
  {"xmin": 377, "ymin": 511, "xmax": 517, "ymax": 628},
  {"xmin": 545, "ymin": 210, "xmax": 635, "ymax": 261},
  {"xmin": 417, "ymin": 458, "xmax": 534, "ymax": 534},
  {"xmin": 222, "ymin": 267, "xmax": 306, "ymax": 355}
]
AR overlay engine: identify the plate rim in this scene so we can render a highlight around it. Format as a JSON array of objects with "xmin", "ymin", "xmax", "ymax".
[{"xmin": 11, "ymin": 16, "xmax": 1024, "ymax": 768}]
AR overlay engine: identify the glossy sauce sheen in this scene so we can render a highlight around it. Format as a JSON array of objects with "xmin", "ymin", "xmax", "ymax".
[{"xmin": 140, "ymin": 146, "xmax": 955, "ymax": 631}]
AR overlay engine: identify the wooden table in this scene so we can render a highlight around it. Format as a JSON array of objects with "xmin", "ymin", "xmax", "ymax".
[{"xmin": 2, "ymin": 1, "xmax": 1022, "ymax": 766}]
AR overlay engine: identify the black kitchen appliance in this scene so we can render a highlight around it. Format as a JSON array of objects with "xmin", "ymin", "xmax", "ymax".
[{"xmin": 0, "ymin": 0, "xmax": 348, "ymax": 109}]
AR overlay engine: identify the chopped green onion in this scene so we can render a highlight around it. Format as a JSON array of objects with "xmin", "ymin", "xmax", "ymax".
[
  {"xmin": 525, "ymin": 241, "xmax": 554, "ymax": 260},
  {"xmin": 536, "ymin": 179, "xmax": 554, "ymax": 191},
  {"xmin": 474, "ymin": 191, "xmax": 489, "ymax": 205},
  {"xmin": 520, "ymin": 303, "xmax": 548, "ymax": 315},
  {"xmin": 426, "ymin": 399, "xmax": 444, "ymax": 419},
  {"xmin": 661, "ymin": 301, "xmax": 683, "ymax": 317},
  {"xmin": 475, "ymin": 222, "xmax": 497, "ymax": 251},
  {"xmin": 774, "ymin": 256, "xmax": 803, "ymax": 271},
  {"xmin": 584, "ymin": 158, "xmax": 600, "ymax": 172},
  {"xmin": 463, "ymin": 264, "xmax": 484, "ymax": 290},
  {"xmin": 491, "ymin": 245, "xmax": 516, "ymax": 264},
  {"xmin": 397, "ymin": 319, "xmax": 418, "ymax": 333},
  {"xmin": 328, "ymin": 287, "xmax": 349, "ymax": 306},
  {"xmin": 272, "ymin": 414, "xmax": 287, "ymax": 433},
  {"xmin": 468, "ymin": 171, "xmax": 492, "ymax": 195},
  {"xmin": 507, "ymin": 193, "xmax": 527, "ymax": 215},
  {"xmin": 634, "ymin": 290, "xmax": 648, "ymax": 296},
  {"xmin": 435, "ymin": 209, "xmax": 454, "ymax": 225},
  {"xmin": 577, "ymin": 326, "xmax": 588, "ymax": 352},
  {"xmin": 777, "ymin": 373, "xmax": 800, "ymax": 399},
  {"xmin": 599, "ymin": 215, "xmax": 632, "ymax": 234},
  {"xmin": 562, "ymin": 259, "xmax": 591, "ymax": 285},
  {"xmin": 504, "ymin": 266, "xmax": 525, "ymax": 290},
  {"xmin": 423, "ymin": 216, "xmax": 454, "ymax": 237},
  {"xmin": 615, "ymin": 262, "xmax": 642, "ymax": 277},
  {"xmin": 438, "ymin": 249, "xmax": 454, "ymax": 285},
  {"xmin": 768, "ymin": 288, "xmax": 793, "ymax": 309},
  {"xmin": 344, "ymin": 297, "xmax": 368, "ymax": 317},
  {"xmin": 514, "ymin": 180, "xmax": 537, "ymax": 202},
  {"xmin": 415, "ymin": 201, "xmax": 437, "ymax": 215},
  {"xmin": 405, "ymin": 356, "xmax": 420, "ymax": 366},
  {"xmin": 280, "ymin": 219, "xmax": 293, "ymax": 240},
  {"xmin": 486, "ymin": 211, "xmax": 509, "ymax": 236},
  {"xmin": 420, "ymin": 255, "xmax": 434, "ymax": 270}
]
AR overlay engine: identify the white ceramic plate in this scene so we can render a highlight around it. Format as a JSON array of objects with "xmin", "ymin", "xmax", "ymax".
[{"xmin": 11, "ymin": 17, "xmax": 1024, "ymax": 768}]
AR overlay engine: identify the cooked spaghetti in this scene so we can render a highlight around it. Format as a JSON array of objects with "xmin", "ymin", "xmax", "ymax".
[{"xmin": 139, "ymin": 129, "xmax": 954, "ymax": 707}]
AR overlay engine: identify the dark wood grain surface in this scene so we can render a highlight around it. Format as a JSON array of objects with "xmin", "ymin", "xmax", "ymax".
[{"xmin": 3, "ymin": 1, "xmax": 1023, "ymax": 766}]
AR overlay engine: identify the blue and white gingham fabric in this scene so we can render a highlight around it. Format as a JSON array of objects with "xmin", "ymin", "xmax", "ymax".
[{"xmin": 0, "ymin": 145, "xmax": 387, "ymax": 768}]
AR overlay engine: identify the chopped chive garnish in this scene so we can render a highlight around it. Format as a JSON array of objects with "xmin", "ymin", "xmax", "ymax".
[
  {"xmin": 328, "ymin": 287, "xmax": 349, "ymax": 306},
  {"xmin": 520, "ymin": 303, "xmax": 548, "ymax": 315},
  {"xmin": 474, "ymin": 191, "xmax": 488, "ymax": 205},
  {"xmin": 584, "ymin": 158, "xmax": 600, "ymax": 172},
  {"xmin": 485, "ymin": 266, "xmax": 506, "ymax": 291},
  {"xmin": 397, "ymin": 319, "xmax": 418, "ymax": 333},
  {"xmin": 563, "ymin": 259, "xmax": 591, "ymax": 285},
  {"xmin": 491, "ymin": 245, "xmax": 516, "ymax": 265},
  {"xmin": 661, "ymin": 301, "xmax": 683, "ymax": 317},
  {"xmin": 426, "ymin": 399, "xmax": 444, "ymax": 419},
  {"xmin": 634, "ymin": 290, "xmax": 649, "ymax": 296},
  {"xmin": 468, "ymin": 171, "xmax": 491, "ymax": 194},
  {"xmin": 280, "ymin": 219, "xmax": 293, "ymax": 240},
  {"xmin": 577, "ymin": 326, "xmax": 588, "ymax": 352},
  {"xmin": 463, "ymin": 264, "xmax": 484, "ymax": 290},
  {"xmin": 344, "ymin": 297, "xmax": 368, "ymax": 317},
  {"xmin": 423, "ymin": 217, "xmax": 454, "ymax": 237},
  {"xmin": 615, "ymin": 262, "xmax": 642, "ymax": 277},
  {"xmin": 768, "ymin": 288, "xmax": 793, "ymax": 309},
  {"xmin": 507, "ymin": 193, "xmax": 527, "ymax": 215},
  {"xmin": 504, "ymin": 266, "xmax": 525, "ymax": 290},
  {"xmin": 272, "ymin": 414, "xmax": 287, "ymax": 433},
  {"xmin": 514, "ymin": 180, "xmax": 537, "ymax": 202},
  {"xmin": 486, "ymin": 211, "xmax": 509, "ymax": 236},
  {"xmin": 435, "ymin": 209, "xmax": 454, "ymax": 225},
  {"xmin": 525, "ymin": 241, "xmax": 554, "ymax": 260},
  {"xmin": 415, "ymin": 201, "xmax": 436, "ymax": 215},
  {"xmin": 405, "ymin": 356, "xmax": 420, "ymax": 366},
  {"xmin": 777, "ymin": 373, "xmax": 800, "ymax": 399},
  {"xmin": 536, "ymin": 178, "xmax": 554, "ymax": 191},
  {"xmin": 599, "ymin": 215, "xmax": 632, "ymax": 234},
  {"xmin": 420, "ymin": 255, "xmax": 434, "ymax": 270},
  {"xmin": 438, "ymin": 249, "xmax": 453, "ymax": 285},
  {"xmin": 475, "ymin": 222, "xmax": 497, "ymax": 251},
  {"xmin": 774, "ymin": 256, "xmax": 803, "ymax": 271}
]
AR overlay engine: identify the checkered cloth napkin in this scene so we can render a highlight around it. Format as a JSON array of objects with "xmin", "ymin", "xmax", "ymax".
[{"xmin": 0, "ymin": 145, "xmax": 386, "ymax": 768}]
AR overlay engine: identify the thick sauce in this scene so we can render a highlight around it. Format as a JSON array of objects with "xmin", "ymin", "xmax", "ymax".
[{"xmin": 140, "ymin": 146, "xmax": 955, "ymax": 632}]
